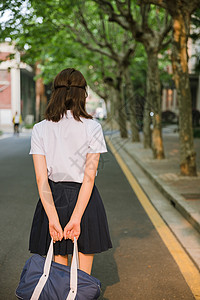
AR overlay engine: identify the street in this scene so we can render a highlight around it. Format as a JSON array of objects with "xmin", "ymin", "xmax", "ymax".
[{"xmin": 0, "ymin": 134, "xmax": 197, "ymax": 300}]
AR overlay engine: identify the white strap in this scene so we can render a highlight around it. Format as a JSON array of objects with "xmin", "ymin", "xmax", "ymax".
[
  {"xmin": 66, "ymin": 237, "xmax": 79, "ymax": 300},
  {"xmin": 30, "ymin": 239, "xmax": 53, "ymax": 300},
  {"xmin": 30, "ymin": 238, "xmax": 79, "ymax": 300}
]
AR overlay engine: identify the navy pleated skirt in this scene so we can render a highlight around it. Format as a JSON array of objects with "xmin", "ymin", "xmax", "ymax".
[{"xmin": 29, "ymin": 179, "xmax": 112, "ymax": 255}]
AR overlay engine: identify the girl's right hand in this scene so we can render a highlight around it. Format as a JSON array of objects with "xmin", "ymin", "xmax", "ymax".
[
  {"xmin": 49, "ymin": 221, "xmax": 63, "ymax": 243},
  {"xmin": 64, "ymin": 218, "xmax": 81, "ymax": 241}
]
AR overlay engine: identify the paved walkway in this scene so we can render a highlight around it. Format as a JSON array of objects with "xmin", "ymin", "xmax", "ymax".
[
  {"xmin": 0, "ymin": 134, "xmax": 198, "ymax": 299},
  {"xmin": 103, "ymin": 122, "xmax": 200, "ymax": 236}
]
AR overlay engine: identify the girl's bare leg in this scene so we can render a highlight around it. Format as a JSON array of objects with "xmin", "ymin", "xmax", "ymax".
[
  {"xmin": 54, "ymin": 254, "xmax": 68, "ymax": 266},
  {"xmin": 78, "ymin": 252, "xmax": 94, "ymax": 275},
  {"xmin": 54, "ymin": 252, "xmax": 94, "ymax": 274}
]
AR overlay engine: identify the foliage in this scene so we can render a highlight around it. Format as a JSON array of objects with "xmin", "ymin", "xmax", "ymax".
[
  {"xmin": 0, "ymin": 0, "xmax": 186, "ymax": 95},
  {"xmin": 129, "ymin": 44, "xmax": 147, "ymax": 98},
  {"xmin": 1, "ymin": 1, "xmax": 199, "ymax": 77},
  {"xmin": 1, "ymin": 1, "xmax": 130, "ymax": 86}
]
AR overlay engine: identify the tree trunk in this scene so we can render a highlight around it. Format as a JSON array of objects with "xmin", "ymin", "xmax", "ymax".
[
  {"xmin": 143, "ymin": 98, "xmax": 152, "ymax": 148},
  {"xmin": 171, "ymin": 13, "xmax": 197, "ymax": 176},
  {"xmin": 105, "ymin": 81, "xmax": 128, "ymax": 137},
  {"xmin": 106, "ymin": 88, "xmax": 115, "ymax": 130},
  {"xmin": 124, "ymin": 67, "xmax": 140, "ymax": 142},
  {"xmin": 146, "ymin": 51, "xmax": 165, "ymax": 159},
  {"xmin": 35, "ymin": 62, "xmax": 46, "ymax": 122},
  {"xmin": 115, "ymin": 86, "xmax": 128, "ymax": 138}
]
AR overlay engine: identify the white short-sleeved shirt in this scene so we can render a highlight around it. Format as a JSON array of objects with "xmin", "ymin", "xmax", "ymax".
[{"xmin": 29, "ymin": 110, "xmax": 108, "ymax": 183}]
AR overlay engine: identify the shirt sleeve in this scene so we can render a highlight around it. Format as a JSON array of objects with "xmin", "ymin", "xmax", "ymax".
[
  {"xmin": 88, "ymin": 122, "xmax": 108, "ymax": 153},
  {"xmin": 29, "ymin": 125, "xmax": 45, "ymax": 155}
]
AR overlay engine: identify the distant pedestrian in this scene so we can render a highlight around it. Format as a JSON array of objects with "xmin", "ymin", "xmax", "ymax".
[
  {"xmin": 12, "ymin": 111, "xmax": 21, "ymax": 135},
  {"xmin": 29, "ymin": 68, "xmax": 112, "ymax": 275}
]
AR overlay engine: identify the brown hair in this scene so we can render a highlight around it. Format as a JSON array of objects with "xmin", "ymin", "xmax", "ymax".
[{"xmin": 45, "ymin": 68, "xmax": 93, "ymax": 122}]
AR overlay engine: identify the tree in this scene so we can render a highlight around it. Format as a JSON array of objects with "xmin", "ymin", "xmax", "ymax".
[
  {"xmin": 65, "ymin": 6, "xmax": 135, "ymax": 139},
  {"xmin": 142, "ymin": 0, "xmax": 198, "ymax": 176},
  {"xmin": 1, "ymin": 0, "xmax": 141, "ymax": 140},
  {"xmin": 38, "ymin": 1, "xmax": 140, "ymax": 140},
  {"xmin": 94, "ymin": 0, "xmax": 172, "ymax": 159}
]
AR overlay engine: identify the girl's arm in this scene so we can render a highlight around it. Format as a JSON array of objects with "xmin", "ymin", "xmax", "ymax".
[
  {"xmin": 32, "ymin": 154, "xmax": 63, "ymax": 242},
  {"xmin": 64, "ymin": 152, "xmax": 100, "ymax": 241}
]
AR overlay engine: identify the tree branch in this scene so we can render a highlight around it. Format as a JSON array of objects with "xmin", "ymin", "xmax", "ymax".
[
  {"xmin": 158, "ymin": 12, "xmax": 172, "ymax": 48},
  {"xmin": 159, "ymin": 37, "xmax": 172, "ymax": 50},
  {"xmin": 94, "ymin": 0, "xmax": 130, "ymax": 31},
  {"xmin": 121, "ymin": 44, "xmax": 137, "ymax": 67},
  {"xmin": 141, "ymin": 0, "xmax": 199, "ymax": 15},
  {"xmin": 77, "ymin": 7, "xmax": 104, "ymax": 47},
  {"xmin": 77, "ymin": 5, "xmax": 121, "ymax": 61},
  {"xmin": 140, "ymin": 2, "xmax": 151, "ymax": 32},
  {"xmin": 127, "ymin": 0, "xmax": 131, "ymax": 15},
  {"xmin": 155, "ymin": 7, "xmax": 161, "ymax": 28},
  {"xmin": 139, "ymin": 0, "xmax": 167, "ymax": 9},
  {"xmin": 66, "ymin": 6, "xmax": 136, "ymax": 68},
  {"xmin": 95, "ymin": 0, "xmax": 145, "ymax": 43},
  {"xmin": 93, "ymin": 0, "xmax": 115, "ymax": 13},
  {"xmin": 65, "ymin": 24, "xmax": 116, "ymax": 61},
  {"xmin": 98, "ymin": 11, "xmax": 119, "ymax": 60},
  {"xmin": 115, "ymin": 0, "xmax": 129, "ymax": 16}
]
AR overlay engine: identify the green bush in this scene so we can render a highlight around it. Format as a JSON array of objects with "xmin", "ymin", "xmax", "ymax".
[
  {"xmin": 24, "ymin": 123, "xmax": 35, "ymax": 129},
  {"xmin": 0, "ymin": 131, "xmax": 3, "ymax": 136}
]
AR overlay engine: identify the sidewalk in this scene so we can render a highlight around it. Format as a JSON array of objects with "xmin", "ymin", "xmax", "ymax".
[
  {"xmin": 0, "ymin": 124, "xmax": 32, "ymax": 139},
  {"xmin": 103, "ymin": 122, "xmax": 200, "ymax": 234}
]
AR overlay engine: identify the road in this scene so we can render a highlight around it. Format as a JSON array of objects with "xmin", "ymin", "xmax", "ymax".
[{"xmin": 0, "ymin": 134, "xmax": 196, "ymax": 299}]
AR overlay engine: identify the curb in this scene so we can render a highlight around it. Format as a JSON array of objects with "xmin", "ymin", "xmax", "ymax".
[
  {"xmin": 106, "ymin": 135, "xmax": 200, "ymax": 235},
  {"xmin": 0, "ymin": 133, "xmax": 12, "ymax": 140}
]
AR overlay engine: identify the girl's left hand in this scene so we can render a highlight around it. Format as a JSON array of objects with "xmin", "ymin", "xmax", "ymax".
[
  {"xmin": 64, "ymin": 218, "xmax": 81, "ymax": 241},
  {"xmin": 49, "ymin": 220, "xmax": 63, "ymax": 243}
]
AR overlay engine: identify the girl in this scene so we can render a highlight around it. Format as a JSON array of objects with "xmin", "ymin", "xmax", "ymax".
[{"xmin": 29, "ymin": 68, "xmax": 112, "ymax": 275}]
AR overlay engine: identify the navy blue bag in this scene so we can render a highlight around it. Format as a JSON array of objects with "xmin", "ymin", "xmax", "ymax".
[{"xmin": 16, "ymin": 238, "xmax": 101, "ymax": 300}]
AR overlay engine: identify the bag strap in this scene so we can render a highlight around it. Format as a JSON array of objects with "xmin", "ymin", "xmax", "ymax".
[
  {"xmin": 30, "ymin": 237, "xmax": 79, "ymax": 300},
  {"xmin": 30, "ymin": 238, "xmax": 54, "ymax": 300},
  {"xmin": 66, "ymin": 237, "xmax": 79, "ymax": 300}
]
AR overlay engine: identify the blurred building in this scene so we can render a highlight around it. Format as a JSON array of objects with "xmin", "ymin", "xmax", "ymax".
[{"xmin": 0, "ymin": 42, "xmax": 35, "ymax": 128}]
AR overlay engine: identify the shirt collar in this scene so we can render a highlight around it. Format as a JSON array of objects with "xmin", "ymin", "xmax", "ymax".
[{"xmin": 64, "ymin": 110, "xmax": 73, "ymax": 118}]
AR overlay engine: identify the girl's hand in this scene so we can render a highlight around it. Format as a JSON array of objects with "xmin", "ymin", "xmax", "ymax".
[
  {"xmin": 64, "ymin": 218, "xmax": 81, "ymax": 241},
  {"xmin": 49, "ymin": 220, "xmax": 63, "ymax": 243}
]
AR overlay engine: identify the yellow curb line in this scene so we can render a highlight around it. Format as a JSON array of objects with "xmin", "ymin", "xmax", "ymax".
[{"xmin": 106, "ymin": 136, "xmax": 200, "ymax": 300}]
